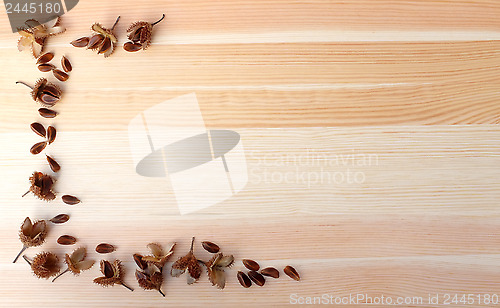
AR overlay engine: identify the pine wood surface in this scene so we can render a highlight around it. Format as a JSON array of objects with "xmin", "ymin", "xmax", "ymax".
[{"xmin": 1, "ymin": 1, "xmax": 500, "ymax": 307}]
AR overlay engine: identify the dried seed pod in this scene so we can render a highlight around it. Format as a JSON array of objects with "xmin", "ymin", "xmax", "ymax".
[
  {"xmin": 62, "ymin": 195, "xmax": 80, "ymax": 205},
  {"xmin": 49, "ymin": 214, "xmax": 69, "ymax": 224},
  {"xmin": 201, "ymin": 241, "xmax": 220, "ymax": 253},
  {"xmin": 205, "ymin": 253, "xmax": 234, "ymax": 289},
  {"xmin": 30, "ymin": 122, "xmax": 46, "ymax": 137},
  {"xmin": 47, "ymin": 126, "xmax": 56, "ymax": 144},
  {"xmin": 284, "ymin": 265, "xmax": 300, "ymax": 281},
  {"xmin": 71, "ymin": 37, "xmax": 89, "ymax": 47},
  {"xmin": 57, "ymin": 235, "xmax": 77, "ymax": 245},
  {"xmin": 76, "ymin": 16, "xmax": 120, "ymax": 57},
  {"xmin": 124, "ymin": 14, "xmax": 165, "ymax": 51},
  {"xmin": 61, "ymin": 56, "xmax": 72, "ymax": 72},
  {"xmin": 123, "ymin": 42, "xmax": 142, "ymax": 52},
  {"xmin": 53, "ymin": 69, "xmax": 69, "ymax": 82},
  {"xmin": 53, "ymin": 247, "xmax": 95, "ymax": 282},
  {"xmin": 25, "ymin": 252, "xmax": 60, "ymax": 279},
  {"xmin": 242, "ymin": 259, "xmax": 260, "ymax": 271},
  {"xmin": 18, "ymin": 18, "xmax": 65, "ymax": 58},
  {"xmin": 237, "ymin": 271, "xmax": 252, "ymax": 288},
  {"xmin": 16, "ymin": 78, "xmax": 61, "ymax": 107},
  {"xmin": 136, "ymin": 270, "xmax": 165, "ymax": 297},
  {"xmin": 142, "ymin": 243, "xmax": 175, "ymax": 269},
  {"xmin": 36, "ymin": 52, "xmax": 54, "ymax": 64},
  {"xmin": 94, "ymin": 260, "xmax": 134, "ymax": 291},
  {"xmin": 13, "ymin": 217, "xmax": 48, "ymax": 263},
  {"xmin": 38, "ymin": 63, "xmax": 55, "ymax": 72},
  {"xmin": 96, "ymin": 243, "xmax": 116, "ymax": 254},
  {"xmin": 171, "ymin": 237, "xmax": 201, "ymax": 284},
  {"xmin": 38, "ymin": 108, "xmax": 58, "ymax": 118},
  {"xmin": 30, "ymin": 141, "xmax": 47, "ymax": 155},
  {"xmin": 248, "ymin": 270, "xmax": 265, "ymax": 286},
  {"xmin": 46, "ymin": 155, "xmax": 61, "ymax": 172},
  {"xmin": 261, "ymin": 267, "xmax": 280, "ymax": 278},
  {"xmin": 25, "ymin": 171, "xmax": 56, "ymax": 201}
]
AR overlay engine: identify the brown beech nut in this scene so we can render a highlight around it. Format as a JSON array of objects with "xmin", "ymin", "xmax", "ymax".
[
  {"xmin": 237, "ymin": 271, "xmax": 252, "ymax": 288},
  {"xmin": 61, "ymin": 56, "xmax": 72, "ymax": 72},
  {"xmin": 96, "ymin": 243, "xmax": 116, "ymax": 254},
  {"xmin": 57, "ymin": 235, "xmax": 77, "ymax": 245},
  {"xmin": 30, "ymin": 122, "xmax": 46, "ymax": 137},
  {"xmin": 38, "ymin": 108, "xmax": 58, "ymax": 118},
  {"xmin": 71, "ymin": 37, "xmax": 89, "ymax": 47},
  {"xmin": 284, "ymin": 265, "xmax": 300, "ymax": 281},
  {"xmin": 62, "ymin": 195, "xmax": 80, "ymax": 205},
  {"xmin": 261, "ymin": 267, "xmax": 280, "ymax": 279},
  {"xmin": 201, "ymin": 241, "xmax": 220, "ymax": 253},
  {"xmin": 248, "ymin": 270, "xmax": 265, "ymax": 286},
  {"xmin": 36, "ymin": 52, "xmax": 54, "ymax": 64},
  {"xmin": 53, "ymin": 69, "xmax": 69, "ymax": 82},
  {"xmin": 242, "ymin": 259, "xmax": 260, "ymax": 271}
]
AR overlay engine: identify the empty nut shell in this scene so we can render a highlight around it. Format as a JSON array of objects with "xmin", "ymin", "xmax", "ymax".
[
  {"xmin": 71, "ymin": 37, "xmax": 89, "ymax": 48},
  {"xmin": 248, "ymin": 270, "xmax": 265, "ymax": 286},
  {"xmin": 38, "ymin": 108, "xmax": 58, "ymax": 118},
  {"xmin": 201, "ymin": 241, "xmax": 220, "ymax": 253},
  {"xmin": 36, "ymin": 52, "xmax": 54, "ymax": 64},
  {"xmin": 57, "ymin": 235, "xmax": 77, "ymax": 245},
  {"xmin": 261, "ymin": 267, "xmax": 280, "ymax": 278},
  {"xmin": 284, "ymin": 265, "xmax": 300, "ymax": 281},
  {"xmin": 30, "ymin": 122, "xmax": 46, "ymax": 137},
  {"xmin": 237, "ymin": 271, "xmax": 252, "ymax": 288},
  {"xmin": 96, "ymin": 243, "xmax": 116, "ymax": 254},
  {"xmin": 242, "ymin": 259, "xmax": 260, "ymax": 271},
  {"xmin": 62, "ymin": 195, "xmax": 80, "ymax": 205},
  {"xmin": 61, "ymin": 56, "xmax": 72, "ymax": 72}
]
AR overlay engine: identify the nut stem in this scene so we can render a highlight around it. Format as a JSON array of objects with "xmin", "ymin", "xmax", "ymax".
[
  {"xmin": 152, "ymin": 14, "xmax": 165, "ymax": 26},
  {"xmin": 120, "ymin": 282, "xmax": 134, "ymax": 292},
  {"xmin": 22, "ymin": 254, "xmax": 32, "ymax": 265},
  {"xmin": 13, "ymin": 246, "xmax": 27, "ymax": 263},
  {"xmin": 16, "ymin": 81, "xmax": 34, "ymax": 90},
  {"xmin": 158, "ymin": 289, "xmax": 165, "ymax": 297},
  {"xmin": 52, "ymin": 267, "xmax": 70, "ymax": 282},
  {"xmin": 111, "ymin": 16, "xmax": 121, "ymax": 30},
  {"xmin": 22, "ymin": 190, "xmax": 30, "ymax": 197},
  {"xmin": 190, "ymin": 236, "xmax": 195, "ymax": 252}
]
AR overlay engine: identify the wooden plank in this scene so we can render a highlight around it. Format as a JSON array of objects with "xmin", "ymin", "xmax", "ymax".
[
  {"xmin": 1, "ymin": 41, "xmax": 499, "ymax": 132},
  {"xmin": 0, "ymin": 127, "xmax": 498, "ymax": 217}
]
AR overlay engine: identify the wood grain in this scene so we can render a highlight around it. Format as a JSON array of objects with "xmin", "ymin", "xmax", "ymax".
[{"xmin": 1, "ymin": 0, "xmax": 500, "ymax": 307}]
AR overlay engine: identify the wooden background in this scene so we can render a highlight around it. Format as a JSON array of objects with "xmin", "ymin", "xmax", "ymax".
[{"xmin": 1, "ymin": 1, "xmax": 500, "ymax": 307}]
